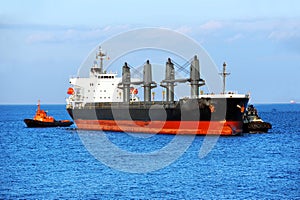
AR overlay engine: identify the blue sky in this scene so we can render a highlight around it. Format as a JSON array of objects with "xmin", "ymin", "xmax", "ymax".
[{"xmin": 1, "ymin": 0, "xmax": 300, "ymax": 104}]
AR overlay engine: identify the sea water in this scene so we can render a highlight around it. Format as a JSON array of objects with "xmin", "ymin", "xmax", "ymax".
[{"xmin": 0, "ymin": 104, "xmax": 299, "ymax": 199}]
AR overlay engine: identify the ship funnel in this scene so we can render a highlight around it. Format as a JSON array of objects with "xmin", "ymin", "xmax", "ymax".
[
  {"xmin": 190, "ymin": 55, "xmax": 205, "ymax": 98},
  {"xmin": 122, "ymin": 62, "xmax": 131, "ymax": 102},
  {"xmin": 143, "ymin": 60, "xmax": 157, "ymax": 102}
]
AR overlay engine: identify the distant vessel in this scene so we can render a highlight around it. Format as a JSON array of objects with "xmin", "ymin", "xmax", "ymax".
[
  {"xmin": 243, "ymin": 105, "xmax": 272, "ymax": 133},
  {"xmin": 66, "ymin": 48, "xmax": 249, "ymax": 135},
  {"xmin": 24, "ymin": 101, "xmax": 73, "ymax": 128}
]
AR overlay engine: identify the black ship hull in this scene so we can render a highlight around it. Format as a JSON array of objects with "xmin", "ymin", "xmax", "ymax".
[{"xmin": 67, "ymin": 97, "xmax": 249, "ymax": 135}]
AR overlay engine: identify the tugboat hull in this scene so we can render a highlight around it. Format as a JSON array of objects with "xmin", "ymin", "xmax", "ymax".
[
  {"xmin": 24, "ymin": 119, "xmax": 73, "ymax": 128},
  {"xmin": 243, "ymin": 121, "xmax": 272, "ymax": 133}
]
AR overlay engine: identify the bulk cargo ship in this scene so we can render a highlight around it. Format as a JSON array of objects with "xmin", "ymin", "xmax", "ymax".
[{"xmin": 66, "ymin": 48, "xmax": 249, "ymax": 135}]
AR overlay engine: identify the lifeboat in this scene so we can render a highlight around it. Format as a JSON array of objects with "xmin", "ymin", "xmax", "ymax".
[{"xmin": 24, "ymin": 100, "xmax": 73, "ymax": 128}]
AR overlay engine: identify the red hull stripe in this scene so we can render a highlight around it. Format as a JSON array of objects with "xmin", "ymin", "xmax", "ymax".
[{"xmin": 74, "ymin": 120, "xmax": 243, "ymax": 135}]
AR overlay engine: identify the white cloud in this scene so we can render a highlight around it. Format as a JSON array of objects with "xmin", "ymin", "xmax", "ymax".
[
  {"xmin": 103, "ymin": 25, "xmax": 111, "ymax": 32},
  {"xmin": 16, "ymin": 19, "xmax": 300, "ymax": 46},
  {"xmin": 199, "ymin": 20, "xmax": 224, "ymax": 31},
  {"xmin": 225, "ymin": 33, "xmax": 244, "ymax": 43},
  {"xmin": 175, "ymin": 26, "xmax": 192, "ymax": 34},
  {"xmin": 25, "ymin": 25, "xmax": 131, "ymax": 44},
  {"xmin": 268, "ymin": 30, "xmax": 300, "ymax": 41},
  {"xmin": 26, "ymin": 33, "xmax": 56, "ymax": 44}
]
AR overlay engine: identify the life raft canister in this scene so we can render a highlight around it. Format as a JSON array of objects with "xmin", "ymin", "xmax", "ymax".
[
  {"xmin": 130, "ymin": 87, "xmax": 138, "ymax": 94},
  {"xmin": 67, "ymin": 87, "xmax": 74, "ymax": 95}
]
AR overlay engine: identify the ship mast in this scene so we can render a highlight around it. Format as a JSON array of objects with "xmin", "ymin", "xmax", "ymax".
[
  {"xmin": 219, "ymin": 62, "xmax": 230, "ymax": 94},
  {"xmin": 37, "ymin": 100, "xmax": 41, "ymax": 112},
  {"xmin": 96, "ymin": 46, "xmax": 106, "ymax": 73}
]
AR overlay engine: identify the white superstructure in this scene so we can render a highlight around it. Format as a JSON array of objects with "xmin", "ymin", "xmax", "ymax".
[
  {"xmin": 66, "ymin": 48, "xmax": 140, "ymax": 109},
  {"xmin": 69, "ymin": 72, "xmax": 123, "ymax": 103}
]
